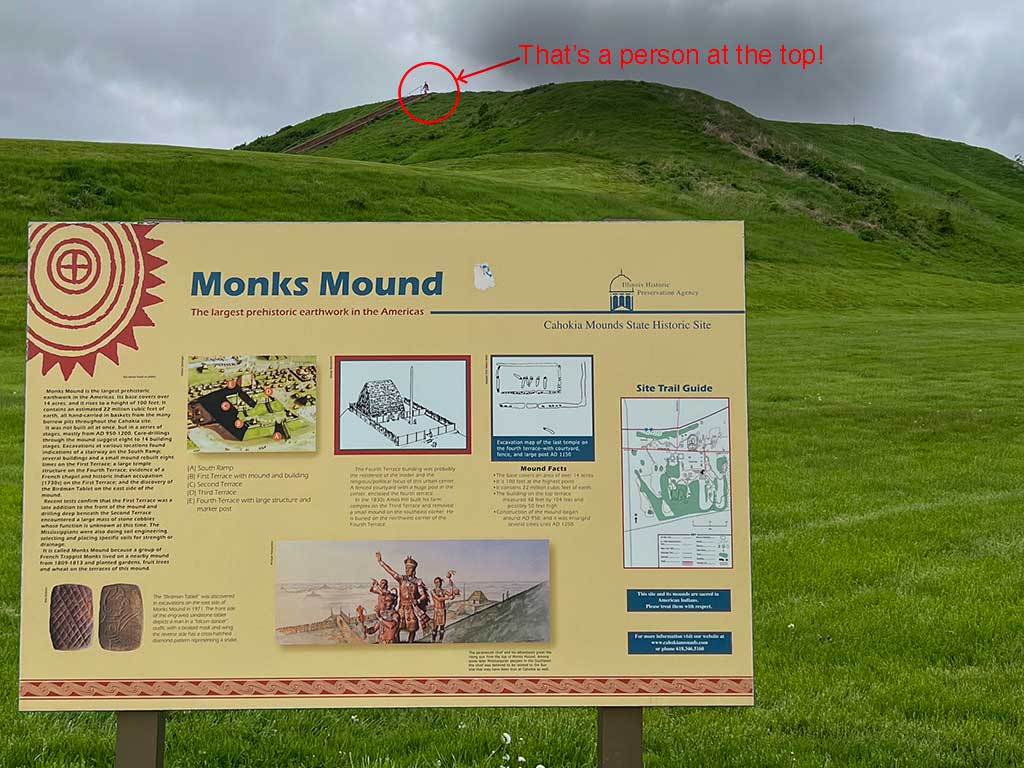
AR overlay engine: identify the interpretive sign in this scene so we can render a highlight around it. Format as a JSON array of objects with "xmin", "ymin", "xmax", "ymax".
[{"xmin": 20, "ymin": 221, "xmax": 752, "ymax": 710}]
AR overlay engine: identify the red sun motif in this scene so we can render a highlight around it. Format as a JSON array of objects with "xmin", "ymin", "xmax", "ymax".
[{"xmin": 27, "ymin": 223, "xmax": 166, "ymax": 379}]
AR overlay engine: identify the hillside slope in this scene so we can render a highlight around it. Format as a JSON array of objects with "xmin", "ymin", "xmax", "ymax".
[
  {"xmin": 1, "ymin": 81, "xmax": 1023, "ymax": 767},
  {"xmin": 235, "ymin": 99, "xmax": 397, "ymax": 153},
  {"xmin": 444, "ymin": 582, "xmax": 551, "ymax": 644},
  {"xmin": 2, "ymin": 136, "xmax": 1019, "ymax": 315},
  {"xmin": 245, "ymin": 81, "xmax": 1024, "ymax": 286}
]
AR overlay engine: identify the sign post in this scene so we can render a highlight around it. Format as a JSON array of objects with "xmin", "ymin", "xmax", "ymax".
[
  {"xmin": 115, "ymin": 711, "xmax": 165, "ymax": 768},
  {"xmin": 598, "ymin": 707, "xmax": 644, "ymax": 768},
  {"xmin": 20, "ymin": 222, "xmax": 753, "ymax": 761},
  {"xmin": 114, "ymin": 707, "xmax": 644, "ymax": 767}
]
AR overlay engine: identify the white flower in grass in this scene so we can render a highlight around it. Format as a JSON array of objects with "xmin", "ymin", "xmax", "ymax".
[
  {"xmin": 502, "ymin": 732, "xmax": 512, "ymax": 745},
  {"xmin": 518, "ymin": 758, "xmax": 526, "ymax": 764},
  {"xmin": 351, "ymin": 714, "xmax": 359, "ymax": 721},
  {"xmin": 458, "ymin": 722, "xmax": 466, "ymax": 729},
  {"xmin": 787, "ymin": 623, "xmax": 795, "ymax": 629}
]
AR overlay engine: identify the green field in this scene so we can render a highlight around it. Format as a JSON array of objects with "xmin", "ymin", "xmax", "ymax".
[{"xmin": 2, "ymin": 81, "xmax": 1023, "ymax": 766}]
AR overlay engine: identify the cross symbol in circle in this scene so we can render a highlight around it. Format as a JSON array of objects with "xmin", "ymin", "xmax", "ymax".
[{"xmin": 57, "ymin": 250, "xmax": 93, "ymax": 284}]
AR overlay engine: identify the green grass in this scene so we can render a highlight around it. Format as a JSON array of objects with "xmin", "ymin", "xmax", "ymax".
[
  {"xmin": 1, "ymin": 80, "xmax": 1023, "ymax": 766},
  {"xmin": 243, "ymin": 424, "xmax": 276, "ymax": 441},
  {"xmin": 188, "ymin": 367, "xmax": 232, "ymax": 387},
  {"xmin": 299, "ymin": 81, "xmax": 1024, "ymax": 286}
]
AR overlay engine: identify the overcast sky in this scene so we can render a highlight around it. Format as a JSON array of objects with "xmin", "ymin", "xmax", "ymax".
[{"xmin": 1, "ymin": 0, "xmax": 1021, "ymax": 158}]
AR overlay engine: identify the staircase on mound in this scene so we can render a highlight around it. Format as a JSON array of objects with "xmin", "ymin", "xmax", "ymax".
[{"xmin": 284, "ymin": 93, "xmax": 426, "ymax": 154}]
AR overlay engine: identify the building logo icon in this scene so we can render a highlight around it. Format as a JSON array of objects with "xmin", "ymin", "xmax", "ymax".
[{"xmin": 609, "ymin": 270, "xmax": 634, "ymax": 312}]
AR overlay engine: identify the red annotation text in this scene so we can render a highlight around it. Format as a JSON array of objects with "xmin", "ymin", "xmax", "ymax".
[{"xmin": 518, "ymin": 43, "xmax": 825, "ymax": 70}]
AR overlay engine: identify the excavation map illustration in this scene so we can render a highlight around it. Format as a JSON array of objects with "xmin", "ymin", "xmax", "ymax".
[
  {"xmin": 622, "ymin": 398, "xmax": 732, "ymax": 568},
  {"xmin": 491, "ymin": 355, "xmax": 595, "ymax": 461}
]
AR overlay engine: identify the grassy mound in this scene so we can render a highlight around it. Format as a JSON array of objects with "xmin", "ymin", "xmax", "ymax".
[{"xmin": 0, "ymin": 80, "xmax": 1022, "ymax": 766}]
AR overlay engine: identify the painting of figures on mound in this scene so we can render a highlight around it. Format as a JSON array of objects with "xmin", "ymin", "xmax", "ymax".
[
  {"xmin": 275, "ymin": 540, "xmax": 550, "ymax": 646},
  {"xmin": 187, "ymin": 355, "xmax": 317, "ymax": 452}
]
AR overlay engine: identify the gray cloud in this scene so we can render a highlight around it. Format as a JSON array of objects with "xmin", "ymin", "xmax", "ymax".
[{"xmin": 1, "ymin": 0, "xmax": 1021, "ymax": 158}]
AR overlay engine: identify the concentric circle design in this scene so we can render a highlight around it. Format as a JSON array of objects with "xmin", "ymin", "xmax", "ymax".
[
  {"xmin": 48, "ymin": 240, "xmax": 102, "ymax": 295},
  {"xmin": 27, "ymin": 223, "xmax": 165, "ymax": 379}
]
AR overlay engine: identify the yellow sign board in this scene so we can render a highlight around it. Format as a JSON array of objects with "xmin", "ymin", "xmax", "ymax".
[{"xmin": 20, "ymin": 221, "xmax": 752, "ymax": 710}]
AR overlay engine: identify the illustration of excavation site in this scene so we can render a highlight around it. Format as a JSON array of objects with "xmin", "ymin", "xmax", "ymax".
[
  {"xmin": 187, "ymin": 355, "xmax": 317, "ymax": 452},
  {"xmin": 275, "ymin": 540, "xmax": 550, "ymax": 645},
  {"xmin": 335, "ymin": 356, "xmax": 470, "ymax": 454},
  {"xmin": 490, "ymin": 355, "xmax": 595, "ymax": 461},
  {"xmin": 622, "ymin": 397, "xmax": 733, "ymax": 568}
]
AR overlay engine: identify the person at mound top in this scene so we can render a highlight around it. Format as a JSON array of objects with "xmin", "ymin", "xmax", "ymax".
[{"xmin": 423, "ymin": 81, "xmax": 429, "ymax": 94}]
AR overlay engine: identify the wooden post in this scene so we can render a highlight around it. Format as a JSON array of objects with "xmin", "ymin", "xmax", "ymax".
[
  {"xmin": 115, "ymin": 711, "xmax": 165, "ymax": 768},
  {"xmin": 597, "ymin": 707, "xmax": 643, "ymax": 768}
]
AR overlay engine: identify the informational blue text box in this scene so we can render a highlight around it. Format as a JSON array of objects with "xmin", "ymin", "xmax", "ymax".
[
  {"xmin": 626, "ymin": 589, "xmax": 731, "ymax": 612},
  {"xmin": 627, "ymin": 632, "xmax": 732, "ymax": 655},
  {"xmin": 492, "ymin": 436, "xmax": 595, "ymax": 461}
]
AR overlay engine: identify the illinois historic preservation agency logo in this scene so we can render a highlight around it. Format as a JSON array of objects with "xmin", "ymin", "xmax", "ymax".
[
  {"xmin": 27, "ymin": 223, "xmax": 166, "ymax": 379},
  {"xmin": 609, "ymin": 270, "xmax": 635, "ymax": 311},
  {"xmin": 608, "ymin": 269, "xmax": 698, "ymax": 310}
]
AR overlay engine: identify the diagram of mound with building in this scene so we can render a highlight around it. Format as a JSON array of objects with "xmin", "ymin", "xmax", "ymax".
[
  {"xmin": 621, "ymin": 397, "xmax": 732, "ymax": 568},
  {"xmin": 186, "ymin": 355, "xmax": 317, "ymax": 452},
  {"xmin": 337, "ymin": 357, "xmax": 468, "ymax": 453}
]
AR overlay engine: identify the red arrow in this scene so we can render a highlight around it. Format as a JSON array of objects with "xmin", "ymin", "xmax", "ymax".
[{"xmin": 456, "ymin": 56, "xmax": 521, "ymax": 85}]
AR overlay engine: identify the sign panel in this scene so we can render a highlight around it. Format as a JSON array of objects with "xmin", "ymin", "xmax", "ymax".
[{"xmin": 19, "ymin": 221, "xmax": 752, "ymax": 710}]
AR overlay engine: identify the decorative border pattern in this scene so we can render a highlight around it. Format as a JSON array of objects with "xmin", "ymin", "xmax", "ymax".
[{"xmin": 21, "ymin": 677, "xmax": 753, "ymax": 700}]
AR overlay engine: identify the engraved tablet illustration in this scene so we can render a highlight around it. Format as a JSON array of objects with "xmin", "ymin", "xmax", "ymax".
[
  {"xmin": 49, "ymin": 584, "xmax": 93, "ymax": 651},
  {"xmin": 99, "ymin": 583, "xmax": 144, "ymax": 651}
]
